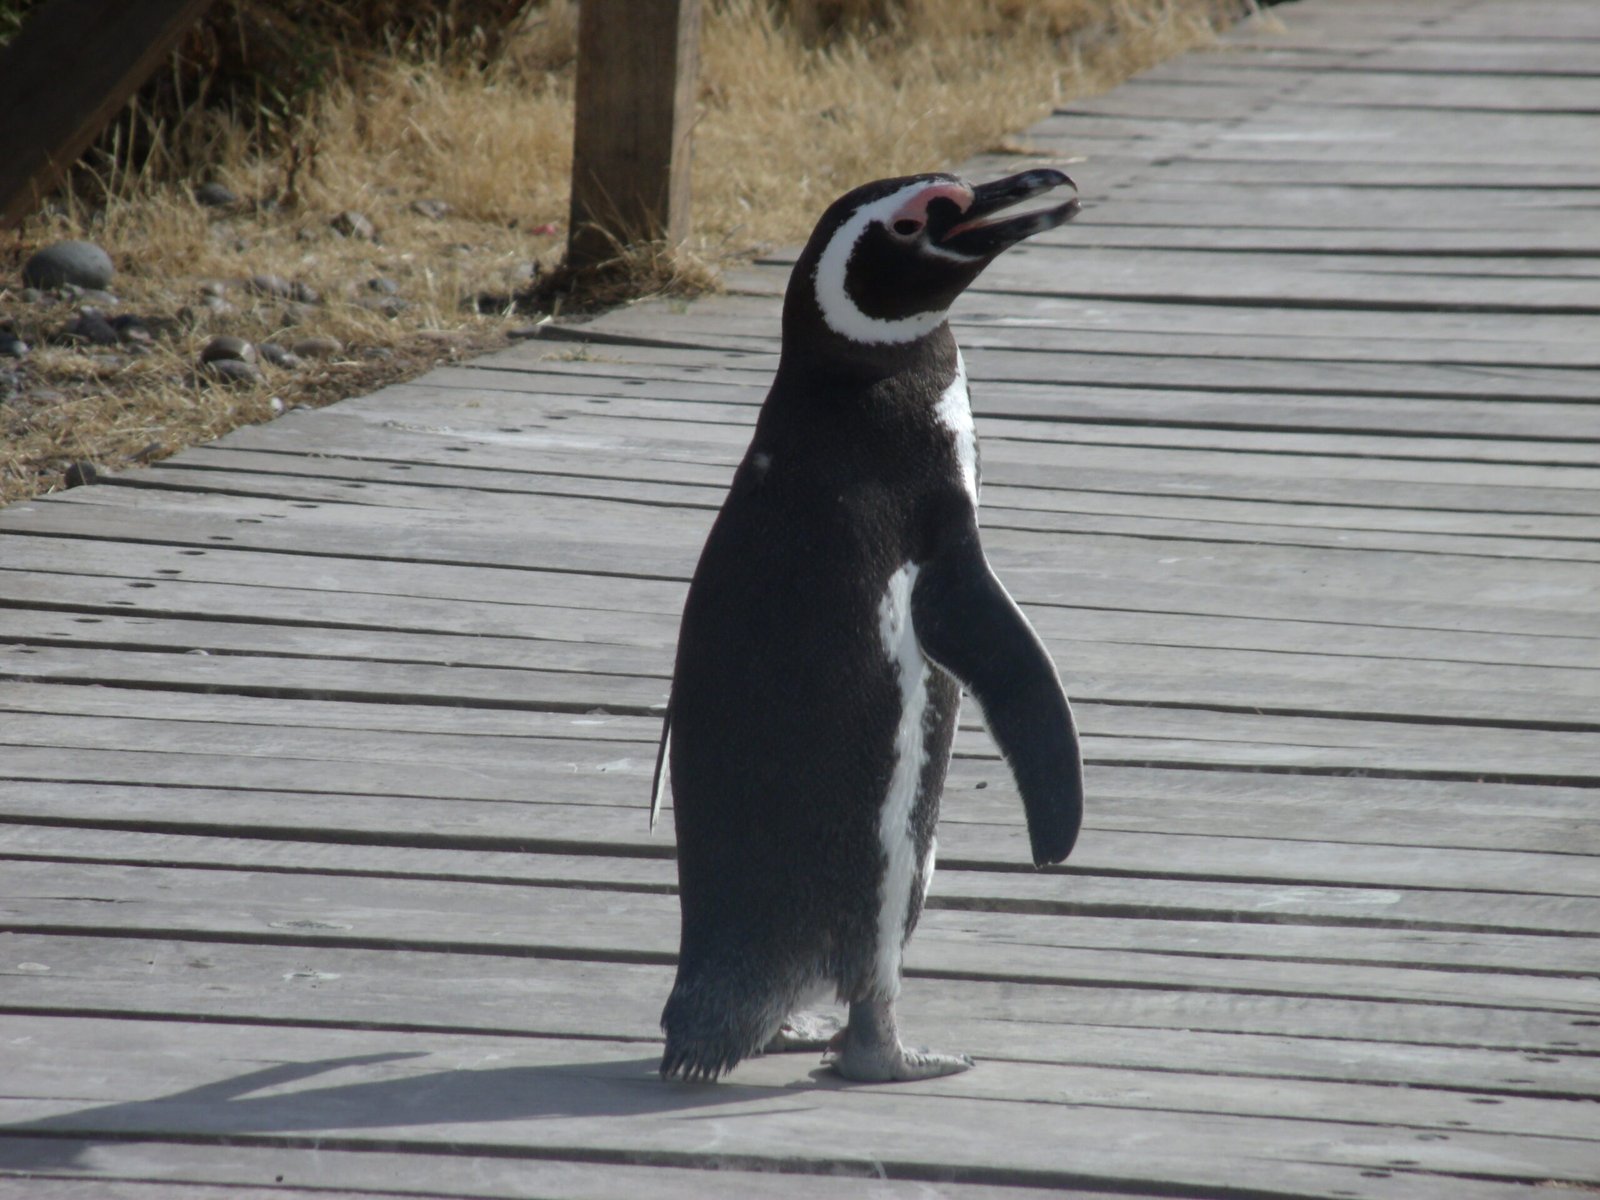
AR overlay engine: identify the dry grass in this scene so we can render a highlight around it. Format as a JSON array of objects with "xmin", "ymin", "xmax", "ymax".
[{"xmin": 0, "ymin": 0, "xmax": 1243, "ymax": 506}]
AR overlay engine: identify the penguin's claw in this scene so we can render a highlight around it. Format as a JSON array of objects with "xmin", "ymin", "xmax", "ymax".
[{"xmin": 763, "ymin": 1011, "xmax": 845, "ymax": 1053}]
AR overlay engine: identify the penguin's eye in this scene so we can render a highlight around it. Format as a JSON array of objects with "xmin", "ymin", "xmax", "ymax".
[{"xmin": 891, "ymin": 218, "xmax": 924, "ymax": 238}]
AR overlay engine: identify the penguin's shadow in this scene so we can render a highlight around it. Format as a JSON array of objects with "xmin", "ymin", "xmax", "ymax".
[{"xmin": 0, "ymin": 1049, "xmax": 812, "ymax": 1174}]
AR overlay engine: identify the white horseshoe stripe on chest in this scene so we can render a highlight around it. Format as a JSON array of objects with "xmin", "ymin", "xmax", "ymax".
[{"xmin": 812, "ymin": 180, "xmax": 976, "ymax": 345}]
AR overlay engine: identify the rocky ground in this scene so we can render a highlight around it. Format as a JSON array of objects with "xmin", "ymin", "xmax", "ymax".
[{"xmin": 0, "ymin": 185, "xmax": 572, "ymax": 504}]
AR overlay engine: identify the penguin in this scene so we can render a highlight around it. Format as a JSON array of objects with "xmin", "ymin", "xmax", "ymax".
[{"xmin": 651, "ymin": 169, "xmax": 1085, "ymax": 1083}]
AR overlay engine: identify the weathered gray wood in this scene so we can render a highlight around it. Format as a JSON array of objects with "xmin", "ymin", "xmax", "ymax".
[
  {"xmin": 2, "ymin": 0, "xmax": 1599, "ymax": 1194},
  {"xmin": 0, "ymin": 1140, "xmax": 1100, "ymax": 1200},
  {"xmin": 2, "ymin": 805, "xmax": 1594, "ymax": 940},
  {"xmin": 566, "ymin": 0, "xmax": 701, "ymax": 268},
  {"xmin": 0, "ymin": 0, "xmax": 219, "ymax": 228},
  {"xmin": 8, "ymin": 934, "xmax": 1597, "ymax": 1065},
  {"xmin": 1, "ymin": 1018, "xmax": 1594, "ymax": 1197},
  {"xmin": 4, "ymin": 860, "xmax": 1594, "ymax": 1005}
]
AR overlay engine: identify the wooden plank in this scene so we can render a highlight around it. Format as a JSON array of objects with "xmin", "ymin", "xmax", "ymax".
[
  {"xmin": 7, "ymin": 934, "xmax": 1596, "ymax": 1064},
  {"xmin": 0, "ymin": 1139, "xmax": 1093, "ymax": 1200},
  {"xmin": 6, "ymin": 595, "xmax": 1599, "ymax": 730},
  {"xmin": 4, "ymin": 731, "xmax": 1596, "ymax": 895},
  {"xmin": 566, "ymin": 0, "xmax": 700, "ymax": 268},
  {"xmin": 121, "ymin": 452, "xmax": 1600, "ymax": 543},
  {"xmin": 0, "ymin": 0, "xmax": 218, "ymax": 227},
  {"xmin": 7, "ymin": 565, "xmax": 1595, "ymax": 673},
  {"xmin": 4, "ymin": 859, "xmax": 1595, "ymax": 1002},
  {"xmin": 1, "ymin": 1017, "xmax": 1594, "ymax": 1197},
  {"xmin": 2, "ymin": 1, "xmax": 1599, "ymax": 1194},
  {"xmin": 2, "ymin": 802, "xmax": 1594, "ymax": 941}
]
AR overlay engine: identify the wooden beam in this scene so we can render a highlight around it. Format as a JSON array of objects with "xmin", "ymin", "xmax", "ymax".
[
  {"xmin": 567, "ymin": 0, "xmax": 702, "ymax": 270},
  {"xmin": 0, "ymin": 0, "xmax": 218, "ymax": 229}
]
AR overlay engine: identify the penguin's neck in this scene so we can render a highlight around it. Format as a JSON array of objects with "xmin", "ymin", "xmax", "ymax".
[{"xmin": 774, "ymin": 316, "xmax": 960, "ymax": 397}]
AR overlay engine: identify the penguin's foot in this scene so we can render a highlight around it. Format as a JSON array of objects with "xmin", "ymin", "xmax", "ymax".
[
  {"xmin": 764, "ymin": 1011, "xmax": 845, "ymax": 1053},
  {"xmin": 827, "ymin": 998, "xmax": 974, "ymax": 1083}
]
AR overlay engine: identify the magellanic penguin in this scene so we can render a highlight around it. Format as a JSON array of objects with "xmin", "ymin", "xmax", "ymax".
[{"xmin": 652, "ymin": 169, "xmax": 1085, "ymax": 1083}]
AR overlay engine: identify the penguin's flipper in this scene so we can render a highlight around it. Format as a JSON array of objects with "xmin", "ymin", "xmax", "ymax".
[
  {"xmin": 648, "ymin": 706, "xmax": 672, "ymax": 830},
  {"xmin": 911, "ymin": 506, "xmax": 1083, "ymax": 867}
]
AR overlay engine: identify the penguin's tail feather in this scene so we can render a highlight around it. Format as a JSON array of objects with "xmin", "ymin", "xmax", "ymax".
[{"xmin": 659, "ymin": 958, "xmax": 805, "ymax": 1082}]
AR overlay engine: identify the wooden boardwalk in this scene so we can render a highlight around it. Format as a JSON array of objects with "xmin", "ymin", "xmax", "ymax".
[{"xmin": 3, "ymin": 0, "xmax": 1598, "ymax": 1195}]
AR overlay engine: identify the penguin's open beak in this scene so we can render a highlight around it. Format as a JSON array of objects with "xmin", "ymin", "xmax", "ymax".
[{"xmin": 936, "ymin": 169, "xmax": 1080, "ymax": 258}]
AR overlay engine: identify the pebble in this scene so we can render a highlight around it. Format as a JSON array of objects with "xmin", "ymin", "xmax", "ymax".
[
  {"xmin": 365, "ymin": 276, "xmax": 400, "ymax": 296},
  {"xmin": 278, "ymin": 302, "xmax": 317, "ymax": 326},
  {"xmin": 61, "ymin": 309, "xmax": 119, "ymax": 346},
  {"xmin": 199, "ymin": 334, "xmax": 256, "ymax": 364},
  {"xmin": 247, "ymin": 273, "xmax": 293, "ymax": 298},
  {"xmin": 331, "ymin": 210, "xmax": 377, "ymax": 240},
  {"xmin": 361, "ymin": 295, "xmax": 408, "ymax": 318},
  {"xmin": 194, "ymin": 181, "xmax": 239, "ymax": 207},
  {"xmin": 23, "ymin": 240, "xmax": 115, "ymax": 290},
  {"xmin": 112, "ymin": 315, "xmax": 154, "ymax": 347},
  {"xmin": 201, "ymin": 358, "xmax": 264, "ymax": 385},
  {"xmin": 290, "ymin": 281, "xmax": 321, "ymax": 305},
  {"xmin": 62, "ymin": 462, "xmax": 100, "ymax": 488},
  {"xmin": 0, "ymin": 331, "xmax": 28, "ymax": 358},
  {"xmin": 257, "ymin": 342, "xmax": 302, "ymax": 369},
  {"xmin": 411, "ymin": 198, "xmax": 451, "ymax": 220},
  {"xmin": 268, "ymin": 396, "xmax": 286, "ymax": 415},
  {"xmin": 291, "ymin": 335, "xmax": 343, "ymax": 359},
  {"xmin": 199, "ymin": 281, "xmax": 229, "ymax": 298},
  {"xmin": 18, "ymin": 288, "xmax": 42, "ymax": 303},
  {"xmin": 200, "ymin": 294, "xmax": 237, "ymax": 316},
  {"xmin": 76, "ymin": 288, "xmax": 119, "ymax": 307}
]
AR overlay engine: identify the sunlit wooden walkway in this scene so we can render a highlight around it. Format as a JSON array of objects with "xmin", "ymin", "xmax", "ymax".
[{"xmin": 3, "ymin": 1, "xmax": 1598, "ymax": 1196}]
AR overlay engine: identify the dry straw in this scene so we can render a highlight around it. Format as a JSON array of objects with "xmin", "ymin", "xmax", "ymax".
[{"xmin": 1, "ymin": 0, "xmax": 1242, "ymax": 504}]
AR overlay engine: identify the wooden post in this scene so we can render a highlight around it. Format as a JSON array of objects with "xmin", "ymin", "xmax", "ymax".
[
  {"xmin": 0, "ymin": 0, "xmax": 218, "ymax": 229},
  {"xmin": 567, "ymin": 0, "xmax": 702, "ymax": 270}
]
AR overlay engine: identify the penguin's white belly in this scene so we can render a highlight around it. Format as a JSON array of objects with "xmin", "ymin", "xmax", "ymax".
[{"xmin": 874, "ymin": 562, "xmax": 929, "ymax": 996}]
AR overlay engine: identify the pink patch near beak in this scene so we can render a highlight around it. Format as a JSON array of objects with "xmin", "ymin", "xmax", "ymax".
[{"xmin": 892, "ymin": 182, "xmax": 975, "ymax": 227}]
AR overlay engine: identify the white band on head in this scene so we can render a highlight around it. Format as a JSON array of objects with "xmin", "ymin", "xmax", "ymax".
[{"xmin": 812, "ymin": 180, "xmax": 973, "ymax": 345}]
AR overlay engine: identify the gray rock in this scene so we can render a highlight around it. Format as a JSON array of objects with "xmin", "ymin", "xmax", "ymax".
[
  {"xmin": 24, "ymin": 240, "xmax": 115, "ymax": 290},
  {"xmin": 247, "ymin": 273, "xmax": 293, "ymax": 298},
  {"xmin": 60, "ymin": 309, "xmax": 119, "ymax": 346},
  {"xmin": 331, "ymin": 210, "xmax": 377, "ymax": 240},
  {"xmin": 194, "ymin": 181, "xmax": 238, "ymax": 207},
  {"xmin": 18, "ymin": 287, "xmax": 43, "ymax": 303},
  {"xmin": 62, "ymin": 461, "xmax": 100, "ymax": 489},
  {"xmin": 200, "ymin": 294, "xmax": 237, "ymax": 317},
  {"xmin": 256, "ymin": 341, "xmax": 302, "ymax": 369},
  {"xmin": 199, "ymin": 334, "xmax": 256, "ymax": 364},
  {"xmin": 200, "ymin": 358, "xmax": 264, "ymax": 386},
  {"xmin": 291, "ymin": 335, "xmax": 343, "ymax": 360},
  {"xmin": 365, "ymin": 276, "xmax": 400, "ymax": 296},
  {"xmin": 0, "ymin": 331, "xmax": 27, "ymax": 358},
  {"xmin": 290, "ymin": 281, "xmax": 321, "ymax": 304},
  {"xmin": 76, "ymin": 288, "xmax": 119, "ymax": 307},
  {"xmin": 111, "ymin": 314, "xmax": 153, "ymax": 346},
  {"xmin": 199, "ymin": 281, "xmax": 229, "ymax": 298},
  {"xmin": 411, "ymin": 198, "xmax": 451, "ymax": 220},
  {"xmin": 361, "ymin": 295, "xmax": 409, "ymax": 318}
]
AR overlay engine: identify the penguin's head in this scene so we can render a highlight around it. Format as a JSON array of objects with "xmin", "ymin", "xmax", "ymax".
[{"xmin": 785, "ymin": 169, "xmax": 1079, "ymax": 363}]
